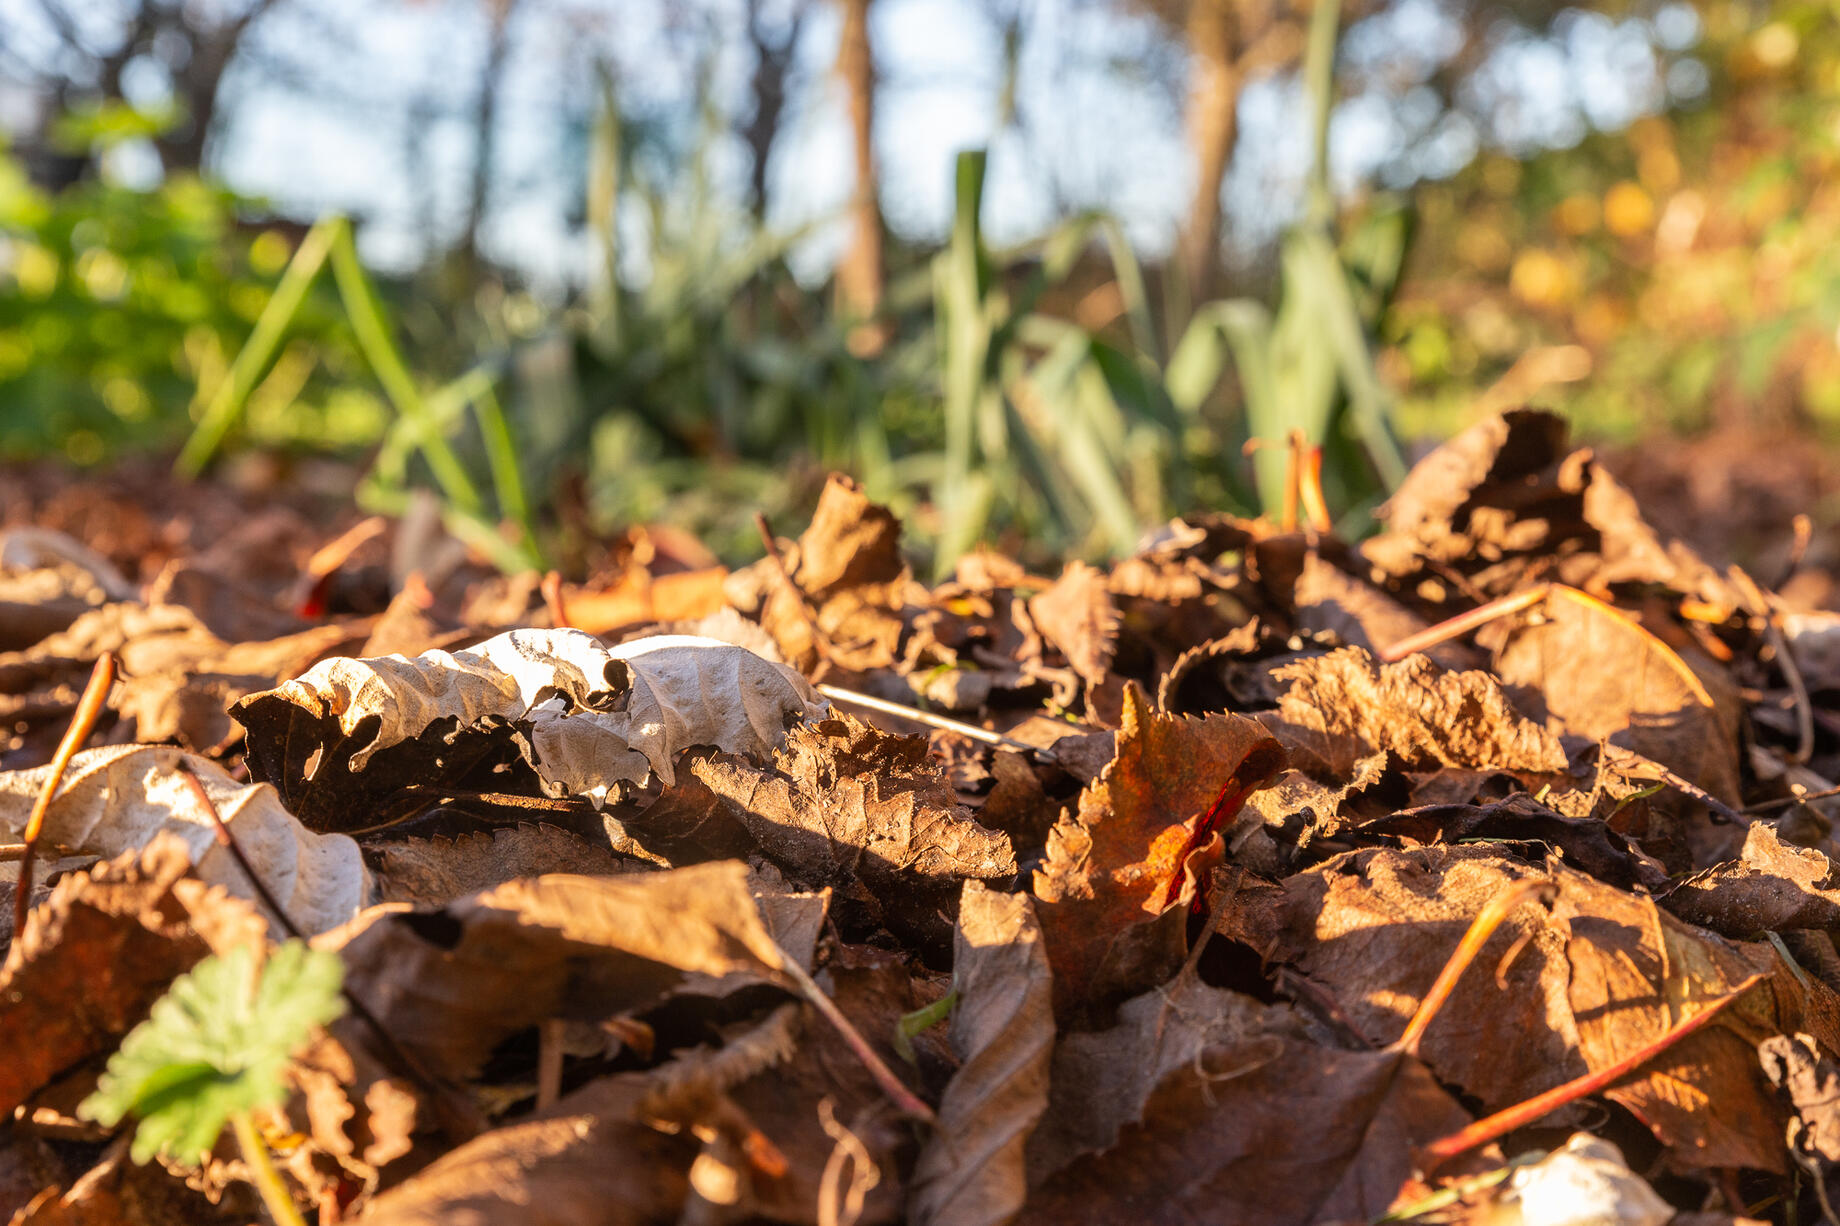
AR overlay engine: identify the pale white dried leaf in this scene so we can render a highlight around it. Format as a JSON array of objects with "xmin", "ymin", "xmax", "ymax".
[
  {"xmin": 0, "ymin": 744, "xmax": 369, "ymax": 936},
  {"xmin": 239, "ymin": 629, "xmax": 826, "ymax": 807}
]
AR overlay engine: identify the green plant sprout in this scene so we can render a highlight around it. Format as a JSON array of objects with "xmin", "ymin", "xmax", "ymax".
[
  {"xmin": 173, "ymin": 215, "xmax": 543, "ymax": 574},
  {"xmin": 79, "ymin": 941, "xmax": 346, "ymax": 1226}
]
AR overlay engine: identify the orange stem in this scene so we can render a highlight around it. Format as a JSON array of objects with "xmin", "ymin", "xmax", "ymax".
[
  {"xmin": 1417, "ymin": 972, "xmax": 1763, "ymax": 1172},
  {"xmin": 1378, "ymin": 585, "xmax": 1551, "ymax": 663},
  {"xmin": 1390, "ymin": 877, "xmax": 1551, "ymax": 1058},
  {"xmin": 14, "ymin": 652, "xmax": 115, "ymax": 937}
]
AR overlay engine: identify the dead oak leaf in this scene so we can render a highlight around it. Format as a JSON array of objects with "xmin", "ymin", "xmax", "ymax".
[{"xmin": 1032, "ymin": 684, "xmax": 1283, "ymax": 1018}]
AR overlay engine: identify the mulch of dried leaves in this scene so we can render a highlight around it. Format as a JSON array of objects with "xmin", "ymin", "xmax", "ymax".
[{"xmin": 6, "ymin": 409, "xmax": 1840, "ymax": 1224}]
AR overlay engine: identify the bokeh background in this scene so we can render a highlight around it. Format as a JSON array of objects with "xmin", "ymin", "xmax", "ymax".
[{"xmin": 0, "ymin": 0, "xmax": 1833, "ymax": 574}]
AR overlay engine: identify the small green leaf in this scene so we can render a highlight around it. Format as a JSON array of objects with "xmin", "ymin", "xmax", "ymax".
[{"xmin": 79, "ymin": 941, "xmax": 345, "ymax": 1164}]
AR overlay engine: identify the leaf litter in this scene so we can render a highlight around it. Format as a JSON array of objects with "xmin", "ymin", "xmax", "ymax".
[{"xmin": 9, "ymin": 409, "xmax": 1840, "ymax": 1222}]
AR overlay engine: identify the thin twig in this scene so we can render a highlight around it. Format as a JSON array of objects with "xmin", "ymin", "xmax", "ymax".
[
  {"xmin": 1597, "ymin": 745, "xmax": 1747, "ymax": 824},
  {"xmin": 536, "ymin": 1018, "xmax": 566, "ymax": 1111},
  {"xmin": 1744, "ymin": 782, "xmax": 1840, "ymax": 815},
  {"xmin": 754, "ymin": 512, "xmax": 836, "ymax": 677},
  {"xmin": 817, "ymin": 684, "xmax": 1057, "ymax": 762},
  {"xmin": 1416, "ymin": 973, "xmax": 1764, "ymax": 1172},
  {"xmin": 1776, "ymin": 513, "xmax": 1814, "ymax": 592},
  {"xmin": 1769, "ymin": 616, "xmax": 1816, "ymax": 765},
  {"xmin": 177, "ymin": 766, "xmax": 304, "ymax": 940},
  {"xmin": 1390, "ymin": 877, "xmax": 1552, "ymax": 1059},
  {"xmin": 15, "ymin": 653, "xmax": 115, "ymax": 937},
  {"xmin": 1378, "ymin": 586, "xmax": 1550, "ymax": 664},
  {"xmin": 1730, "ymin": 565, "xmax": 1815, "ymax": 766},
  {"xmin": 772, "ymin": 939, "xmax": 935, "ymax": 1125},
  {"xmin": 397, "ymin": 786, "xmax": 589, "ymax": 811}
]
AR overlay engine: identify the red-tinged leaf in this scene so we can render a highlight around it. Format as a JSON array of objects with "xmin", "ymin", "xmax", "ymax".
[{"xmin": 1031, "ymin": 684, "xmax": 1283, "ymax": 1020}]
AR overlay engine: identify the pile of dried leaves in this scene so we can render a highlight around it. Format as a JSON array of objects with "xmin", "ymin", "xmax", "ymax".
[{"xmin": 9, "ymin": 409, "xmax": 1840, "ymax": 1224}]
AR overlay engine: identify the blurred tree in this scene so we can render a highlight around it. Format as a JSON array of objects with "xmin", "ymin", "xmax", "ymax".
[
  {"xmin": 1161, "ymin": 0, "xmax": 1304, "ymax": 304},
  {"xmin": 833, "ymin": 0, "xmax": 887, "ymax": 355},
  {"xmin": 10, "ymin": 0, "xmax": 287, "ymax": 186},
  {"xmin": 458, "ymin": 0, "xmax": 522, "ymax": 278},
  {"xmin": 742, "ymin": 0, "xmax": 811, "ymax": 221}
]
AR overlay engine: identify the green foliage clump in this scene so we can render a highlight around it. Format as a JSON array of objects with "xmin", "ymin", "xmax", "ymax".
[{"xmin": 0, "ymin": 138, "xmax": 384, "ymax": 465}]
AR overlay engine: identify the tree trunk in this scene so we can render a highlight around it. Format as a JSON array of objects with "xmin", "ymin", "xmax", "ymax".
[
  {"xmin": 459, "ymin": 0, "xmax": 517, "ymax": 276},
  {"xmin": 744, "ymin": 0, "xmax": 805, "ymax": 222},
  {"xmin": 833, "ymin": 0, "xmax": 885, "ymax": 356},
  {"xmin": 1175, "ymin": 0, "xmax": 1241, "ymax": 309}
]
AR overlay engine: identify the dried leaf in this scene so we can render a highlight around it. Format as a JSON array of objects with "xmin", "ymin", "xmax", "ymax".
[
  {"xmin": 1019, "ymin": 969, "xmax": 1470, "ymax": 1226},
  {"xmin": 0, "ymin": 745, "xmax": 369, "ymax": 936},
  {"xmin": 627, "ymin": 714, "xmax": 1015, "ymax": 948},
  {"xmin": 352, "ymin": 1074, "xmax": 699, "ymax": 1226},
  {"xmin": 1665, "ymin": 823, "xmax": 1840, "ymax": 935},
  {"xmin": 235, "ymin": 629, "xmax": 827, "ymax": 826},
  {"xmin": 1264, "ymin": 646, "xmax": 1570, "ymax": 777},
  {"xmin": 0, "ymin": 834, "xmax": 266, "ymax": 1121},
  {"xmin": 910, "ymin": 883, "xmax": 1054, "ymax": 1226},
  {"xmin": 369, "ymin": 824, "xmax": 643, "ymax": 907},
  {"xmin": 1221, "ymin": 844, "xmax": 1840, "ymax": 1171},
  {"xmin": 1032, "ymin": 685, "xmax": 1284, "ymax": 1018},
  {"xmin": 330, "ymin": 861, "xmax": 809, "ymax": 1081},
  {"xmin": 1029, "ymin": 562, "xmax": 1119, "ymax": 687},
  {"xmin": 1493, "ymin": 586, "xmax": 1743, "ymax": 818}
]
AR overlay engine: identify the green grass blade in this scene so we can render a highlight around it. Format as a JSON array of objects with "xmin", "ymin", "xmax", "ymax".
[
  {"xmin": 325, "ymin": 220, "xmax": 484, "ymax": 516},
  {"xmin": 174, "ymin": 216, "xmax": 339, "ymax": 478}
]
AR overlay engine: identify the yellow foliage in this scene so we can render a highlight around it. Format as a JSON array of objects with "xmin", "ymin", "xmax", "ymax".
[
  {"xmin": 1510, "ymin": 249, "xmax": 1576, "ymax": 309},
  {"xmin": 1604, "ymin": 182, "xmax": 1655, "ymax": 238}
]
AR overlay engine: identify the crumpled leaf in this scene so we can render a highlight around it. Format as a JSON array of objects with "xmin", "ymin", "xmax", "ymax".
[
  {"xmin": 1356, "ymin": 793, "xmax": 1667, "ymax": 894},
  {"xmin": 1220, "ymin": 844, "xmax": 1840, "ymax": 1171},
  {"xmin": 0, "ymin": 745, "xmax": 371, "ymax": 936},
  {"xmin": 78, "ymin": 941, "xmax": 346, "ymax": 1164},
  {"xmin": 910, "ymin": 882, "xmax": 1053, "ymax": 1226},
  {"xmin": 1362, "ymin": 408, "xmax": 1734, "ymax": 608},
  {"xmin": 1263, "ymin": 646, "xmax": 1570, "ymax": 778},
  {"xmin": 328, "ymin": 861, "xmax": 815, "ymax": 1082},
  {"xmin": 1664, "ymin": 823, "xmax": 1840, "ymax": 935},
  {"xmin": 1032, "ymin": 684, "xmax": 1284, "ymax": 1018},
  {"xmin": 1761, "ymin": 1032, "xmax": 1840, "ymax": 1175},
  {"xmin": 622, "ymin": 713, "xmax": 1015, "ymax": 949},
  {"xmin": 740, "ymin": 474, "xmax": 910, "ymax": 673},
  {"xmin": 235, "ymin": 629, "xmax": 827, "ymax": 826},
  {"xmin": 0, "ymin": 834, "xmax": 268, "ymax": 1122}
]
